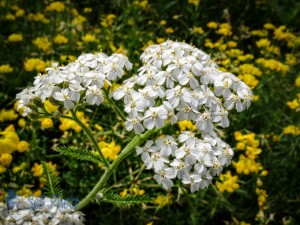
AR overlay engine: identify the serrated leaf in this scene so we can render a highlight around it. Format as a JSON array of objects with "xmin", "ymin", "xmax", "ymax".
[
  {"xmin": 55, "ymin": 146, "xmax": 103, "ymax": 164},
  {"xmin": 97, "ymin": 192, "xmax": 153, "ymax": 208},
  {"xmin": 41, "ymin": 161, "xmax": 62, "ymax": 197}
]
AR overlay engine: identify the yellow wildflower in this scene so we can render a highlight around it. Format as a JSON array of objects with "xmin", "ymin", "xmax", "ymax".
[
  {"xmin": 263, "ymin": 23, "xmax": 275, "ymax": 29},
  {"xmin": 226, "ymin": 49, "xmax": 243, "ymax": 58},
  {"xmin": 282, "ymin": 125, "xmax": 300, "ymax": 135},
  {"xmin": 44, "ymin": 100, "xmax": 59, "ymax": 113},
  {"xmin": 101, "ymin": 14, "xmax": 117, "ymax": 27},
  {"xmin": 251, "ymin": 29, "xmax": 268, "ymax": 37},
  {"xmin": 40, "ymin": 118, "xmax": 54, "ymax": 129},
  {"xmin": 0, "ymin": 109, "xmax": 18, "ymax": 122},
  {"xmin": 0, "ymin": 64, "xmax": 13, "ymax": 73},
  {"xmin": 153, "ymin": 194, "xmax": 173, "ymax": 207},
  {"xmin": 256, "ymin": 188, "xmax": 267, "ymax": 208},
  {"xmin": 165, "ymin": 27, "xmax": 174, "ymax": 34},
  {"xmin": 232, "ymin": 155, "xmax": 262, "ymax": 175},
  {"xmin": 191, "ymin": 27, "xmax": 204, "ymax": 34},
  {"xmin": 216, "ymin": 171, "xmax": 239, "ymax": 193},
  {"xmin": 188, "ymin": 0, "xmax": 200, "ymax": 6},
  {"xmin": 18, "ymin": 118, "xmax": 26, "ymax": 128},
  {"xmin": 157, "ymin": 37, "xmax": 165, "ymax": 43},
  {"xmin": 178, "ymin": 120, "xmax": 196, "ymax": 131},
  {"xmin": 159, "ymin": 20, "xmax": 166, "ymax": 25},
  {"xmin": 45, "ymin": 1, "xmax": 65, "ymax": 12},
  {"xmin": 0, "ymin": 153, "xmax": 13, "ymax": 167},
  {"xmin": 5, "ymin": 13, "xmax": 16, "ymax": 21},
  {"xmin": 239, "ymin": 64, "xmax": 262, "ymax": 76},
  {"xmin": 33, "ymin": 189, "xmax": 42, "ymax": 197},
  {"xmin": 227, "ymin": 41, "xmax": 237, "ymax": 48},
  {"xmin": 285, "ymin": 54, "xmax": 297, "ymax": 65},
  {"xmin": 256, "ymin": 38, "xmax": 271, "ymax": 48},
  {"xmin": 12, "ymin": 162, "xmax": 27, "ymax": 173},
  {"xmin": 31, "ymin": 162, "xmax": 44, "ymax": 177},
  {"xmin": 217, "ymin": 23, "xmax": 232, "ymax": 36},
  {"xmin": 0, "ymin": 129, "xmax": 19, "ymax": 154},
  {"xmin": 53, "ymin": 34, "xmax": 68, "ymax": 44},
  {"xmin": 256, "ymin": 58, "xmax": 289, "ymax": 74},
  {"xmin": 32, "ymin": 37, "xmax": 52, "ymax": 52},
  {"xmin": 287, "ymin": 99, "xmax": 299, "ymax": 110},
  {"xmin": 237, "ymin": 54, "xmax": 254, "ymax": 61},
  {"xmin": 15, "ymin": 9, "xmax": 25, "ymax": 17},
  {"xmin": 83, "ymin": 7, "xmax": 92, "ymax": 13},
  {"xmin": 17, "ymin": 140, "xmax": 29, "ymax": 153},
  {"xmin": 24, "ymin": 58, "xmax": 46, "ymax": 72},
  {"xmin": 59, "ymin": 111, "xmax": 89, "ymax": 132},
  {"xmin": 98, "ymin": 141, "xmax": 121, "ymax": 161},
  {"xmin": 16, "ymin": 186, "xmax": 32, "ymax": 197},
  {"xmin": 8, "ymin": 33, "xmax": 23, "ymax": 42},
  {"xmin": 239, "ymin": 74, "xmax": 259, "ymax": 88},
  {"xmin": 207, "ymin": 21, "xmax": 218, "ymax": 29},
  {"xmin": 28, "ymin": 13, "xmax": 50, "ymax": 23},
  {"xmin": 82, "ymin": 34, "xmax": 97, "ymax": 43}
]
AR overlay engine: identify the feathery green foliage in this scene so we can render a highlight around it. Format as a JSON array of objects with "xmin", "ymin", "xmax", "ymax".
[
  {"xmin": 41, "ymin": 161, "xmax": 62, "ymax": 197},
  {"xmin": 55, "ymin": 146, "xmax": 103, "ymax": 164},
  {"xmin": 96, "ymin": 191, "xmax": 153, "ymax": 208}
]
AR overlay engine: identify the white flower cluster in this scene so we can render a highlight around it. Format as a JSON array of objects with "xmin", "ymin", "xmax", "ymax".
[
  {"xmin": 0, "ymin": 196, "xmax": 84, "ymax": 225},
  {"xmin": 16, "ymin": 53, "xmax": 132, "ymax": 116},
  {"xmin": 112, "ymin": 40, "xmax": 252, "ymax": 134},
  {"xmin": 111, "ymin": 40, "xmax": 253, "ymax": 191},
  {"xmin": 137, "ymin": 131, "xmax": 233, "ymax": 192}
]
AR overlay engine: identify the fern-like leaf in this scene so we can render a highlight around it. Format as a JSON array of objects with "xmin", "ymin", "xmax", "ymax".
[
  {"xmin": 55, "ymin": 146, "xmax": 103, "ymax": 164},
  {"xmin": 97, "ymin": 192, "xmax": 153, "ymax": 208},
  {"xmin": 41, "ymin": 161, "xmax": 62, "ymax": 197}
]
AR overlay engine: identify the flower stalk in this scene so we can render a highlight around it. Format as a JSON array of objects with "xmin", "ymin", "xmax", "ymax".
[{"xmin": 76, "ymin": 129, "xmax": 155, "ymax": 210}]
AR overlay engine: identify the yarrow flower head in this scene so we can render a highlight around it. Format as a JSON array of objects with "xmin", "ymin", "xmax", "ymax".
[
  {"xmin": 0, "ymin": 196, "xmax": 84, "ymax": 224},
  {"xmin": 16, "ymin": 53, "xmax": 132, "ymax": 117},
  {"xmin": 110, "ymin": 40, "xmax": 253, "ymax": 192}
]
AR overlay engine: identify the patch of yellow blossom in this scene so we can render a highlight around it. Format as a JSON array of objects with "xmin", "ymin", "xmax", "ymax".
[
  {"xmin": 0, "ymin": 64, "xmax": 13, "ymax": 73},
  {"xmin": 44, "ymin": 100, "xmax": 59, "ymax": 113},
  {"xmin": 256, "ymin": 58, "xmax": 289, "ymax": 74},
  {"xmin": 17, "ymin": 140, "xmax": 29, "ymax": 153},
  {"xmin": 16, "ymin": 186, "xmax": 32, "ymax": 197},
  {"xmin": 165, "ymin": 27, "xmax": 174, "ymax": 34},
  {"xmin": 120, "ymin": 187, "xmax": 145, "ymax": 196},
  {"xmin": 53, "ymin": 34, "xmax": 68, "ymax": 44},
  {"xmin": 32, "ymin": 37, "xmax": 52, "ymax": 52},
  {"xmin": 45, "ymin": 1, "xmax": 65, "ymax": 12},
  {"xmin": 0, "ymin": 153, "xmax": 13, "ymax": 167},
  {"xmin": 12, "ymin": 162, "xmax": 27, "ymax": 173},
  {"xmin": 188, "ymin": 0, "xmax": 200, "ymax": 6},
  {"xmin": 216, "ymin": 171, "xmax": 239, "ymax": 193},
  {"xmin": 0, "ymin": 109, "xmax": 18, "ymax": 122},
  {"xmin": 15, "ymin": 9, "xmax": 25, "ymax": 17},
  {"xmin": 0, "ymin": 125, "xmax": 20, "ymax": 154},
  {"xmin": 28, "ymin": 12, "xmax": 50, "ymax": 23},
  {"xmin": 82, "ymin": 34, "xmax": 97, "ymax": 43},
  {"xmin": 285, "ymin": 54, "xmax": 297, "ymax": 66},
  {"xmin": 98, "ymin": 140, "xmax": 121, "ymax": 160},
  {"xmin": 282, "ymin": 125, "xmax": 300, "ymax": 136},
  {"xmin": 40, "ymin": 118, "xmax": 54, "ymax": 129},
  {"xmin": 59, "ymin": 111, "xmax": 89, "ymax": 132},
  {"xmin": 217, "ymin": 23, "xmax": 232, "ymax": 36},
  {"xmin": 24, "ymin": 58, "xmax": 46, "ymax": 72},
  {"xmin": 18, "ymin": 118, "xmax": 26, "ymax": 128},
  {"xmin": 60, "ymin": 55, "xmax": 77, "ymax": 62},
  {"xmin": 256, "ymin": 38, "xmax": 271, "ymax": 48},
  {"xmin": 207, "ymin": 21, "xmax": 219, "ymax": 29},
  {"xmin": 287, "ymin": 98, "xmax": 299, "ymax": 110},
  {"xmin": 251, "ymin": 29, "xmax": 268, "ymax": 37},
  {"xmin": 83, "ymin": 7, "xmax": 92, "ymax": 13},
  {"xmin": 191, "ymin": 27, "xmax": 204, "ymax": 34},
  {"xmin": 232, "ymin": 131, "xmax": 263, "ymax": 175},
  {"xmin": 178, "ymin": 120, "xmax": 197, "ymax": 131},
  {"xmin": 153, "ymin": 194, "xmax": 173, "ymax": 207},
  {"xmin": 8, "ymin": 33, "xmax": 23, "ymax": 42},
  {"xmin": 134, "ymin": 0, "xmax": 148, "ymax": 10},
  {"xmin": 101, "ymin": 14, "xmax": 117, "ymax": 27}
]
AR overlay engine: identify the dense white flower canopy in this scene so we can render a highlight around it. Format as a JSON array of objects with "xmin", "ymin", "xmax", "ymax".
[{"xmin": 16, "ymin": 40, "xmax": 253, "ymax": 193}]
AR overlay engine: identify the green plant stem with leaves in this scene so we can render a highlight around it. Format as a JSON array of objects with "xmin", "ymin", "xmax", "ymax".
[
  {"xmin": 76, "ymin": 129, "xmax": 156, "ymax": 210},
  {"xmin": 60, "ymin": 106, "xmax": 159, "ymax": 210}
]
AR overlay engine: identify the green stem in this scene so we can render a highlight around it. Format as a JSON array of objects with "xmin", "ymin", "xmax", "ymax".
[
  {"xmin": 103, "ymin": 89, "xmax": 127, "ymax": 121},
  {"xmin": 76, "ymin": 129, "xmax": 155, "ymax": 210},
  {"xmin": 60, "ymin": 111, "xmax": 109, "ymax": 168}
]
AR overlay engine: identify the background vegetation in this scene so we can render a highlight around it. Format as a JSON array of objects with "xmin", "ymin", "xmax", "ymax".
[{"xmin": 0, "ymin": 0, "xmax": 299, "ymax": 224}]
